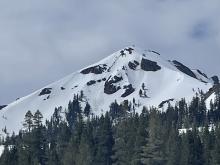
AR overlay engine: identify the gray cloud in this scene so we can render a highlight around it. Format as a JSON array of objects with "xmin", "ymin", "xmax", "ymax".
[{"xmin": 0, "ymin": 0, "xmax": 220, "ymax": 104}]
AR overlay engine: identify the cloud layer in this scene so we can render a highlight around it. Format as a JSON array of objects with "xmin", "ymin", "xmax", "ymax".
[{"xmin": 0, "ymin": 0, "xmax": 220, "ymax": 104}]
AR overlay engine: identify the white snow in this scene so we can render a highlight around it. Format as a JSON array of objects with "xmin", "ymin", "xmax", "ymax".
[
  {"xmin": 0, "ymin": 46, "xmax": 214, "ymax": 136},
  {"xmin": 0, "ymin": 145, "xmax": 4, "ymax": 157},
  {"xmin": 179, "ymin": 124, "xmax": 215, "ymax": 134}
]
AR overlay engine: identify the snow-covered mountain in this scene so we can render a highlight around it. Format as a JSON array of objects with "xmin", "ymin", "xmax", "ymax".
[{"xmin": 0, "ymin": 46, "xmax": 217, "ymax": 135}]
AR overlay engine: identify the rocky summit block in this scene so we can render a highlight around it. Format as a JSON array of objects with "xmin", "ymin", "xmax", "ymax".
[
  {"xmin": 104, "ymin": 75, "xmax": 123, "ymax": 95},
  {"xmin": 0, "ymin": 105, "xmax": 7, "ymax": 110},
  {"xmin": 81, "ymin": 64, "xmax": 108, "ymax": 74},
  {"xmin": 141, "ymin": 58, "xmax": 161, "ymax": 72},
  {"xmin": 39, "ymin": 88, "xmax": 52, "ymax": 96},
  {"xmin": 172, "ymin": 60, "xmax": 197, "ymax": 79},
  {"xmin": 121, "ymin": 84, "xmax": 135, "ymax": 97}
]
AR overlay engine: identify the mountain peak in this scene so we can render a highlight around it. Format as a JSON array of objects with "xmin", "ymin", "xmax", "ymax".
[
  {"xmin": 80, "ymin": 46, "xmax": 169, "ymax": 76},
  {"xmin": 0, "ymin": 46, "xmax": 214, "ymax": 135}
]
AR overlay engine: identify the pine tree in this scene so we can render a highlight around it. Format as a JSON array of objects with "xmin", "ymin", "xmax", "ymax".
[
  {"xmin": 131, "ymin": 114, "xmax": 148, "ymax": 165},
  {"xmin": 75, "ymin": 133, "xmax": 93, "ymax": 165},
  {"xmin": 32, "ymin": 111, "xmax": 48, "ymax": 165},
  {"xmin": 166, "ymin": 125, "xmax": 180, "ymax": 165},
  {"xmin": 199, "ymin": 98, "xmax": 207, "ymax": 126},
  {"xmin": 23, "ymin": 110, "xmax": 33, "ymax": 132},
  {"xmin": 182, "ymin": 129, "xmax": 204, "ymax": 165},
  {"xmin": 94, "ymin": 113, "xmax": 113, "ymax": 165},
  {"xmin": 33, "ymin": 110, "xmax": 43, "ymax": 128},
  {"xmin": 179, "ymin": 133, "xmax": 190, "ymax": 165},
  {"xmin": 112, "ymin": 119, "xmax": 131, "ymax": 165},
  {"xmin": 3, "ymin": 96, "xmax": 220, "ymax": 165},
  {"xmin": 32, "ymin": 126, "xmax": 48, "ymax": 165},
  {"xmin": 62, "ymin": 135, "xmax": 79, "ymax": 164},
  {"xmin": 56, "ymin": 121, "xmax": 71, "ymax": 162},
  {"xmin": 141, "ymin": 110, "xmax": 166, "ymax": 165},
  {"xmin": 84, "ymin": 102, "xmax": 91, "ymax": 117},
  {"xmin": 66, "ymin": 98, "xmax": 81, "ymax": 131},
  {"xmin": 202, "ymin": 123, "xmax": 212, "ymax": 165},
  {"xmin": 0, "ymin": 146, "xmax": 18, "ymax": 165},
  {"xmin": 211, "ymin": 125, "xmax": 220, "ymax": 165}
]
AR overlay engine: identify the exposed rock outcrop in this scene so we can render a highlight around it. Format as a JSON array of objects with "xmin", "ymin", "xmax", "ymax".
[
  {"xmin": 158, "ymin": 99, "xmax": 174, "ymax": 108},
  {"xmin": 141, "ymin": 58, "xmax": 161, "ymax": 71},
  {"xmin": 87, "ymin": 80, "xmax": 96, "ymax": 86},
  {"xmin": 128, "ymin": 60, "xmax": 139, "ymax": 70},
  {"xmin": 172, "ymin": 60, "xmax": 197, "ymax": 79},
  {"xmin": 104, "ymin": 75, "xmax": 123, "ymax": 94},
  {"xmin": 0, "ymin": 105, "xmax": 7, "ymax": 110},
  {"xmin": 81, "ymin": 64, "xmax": 108, "ymax": 74},
  {"xmin": 39, "ymin": 88, "xmax": 52, "ymax": 96},
  {"xmin": 125, "ymin": 47, "xmax": 134, "ymax": 54},
  {"xmin": 121, "ymin": 84, "xmax": 135, "ymax": 97},
  {"xmin": 197, "ymin": 69, "xmax": 208, "ymax": 78},
  {"xmin": 211, "ymin": 76, "xmax": 219, "ymax": 85}
]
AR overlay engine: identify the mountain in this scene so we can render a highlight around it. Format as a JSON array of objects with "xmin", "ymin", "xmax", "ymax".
[{"xmin": 0, "ymin": 46, "xmax": 217, "ymax": 136}]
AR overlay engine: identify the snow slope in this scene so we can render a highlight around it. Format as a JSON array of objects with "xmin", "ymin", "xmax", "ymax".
[
  {"xmin": 0, "ymin": 145, "xmax": 4, "ymax": 157},
  {"xmin": 0, "ymin": 46, "xmax": 214, "ymax": 135}
]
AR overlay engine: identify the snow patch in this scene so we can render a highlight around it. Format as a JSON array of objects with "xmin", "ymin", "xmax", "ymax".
[{"xmin": 0, "ymin": 145, "xmax": 4, "ymax": 157}]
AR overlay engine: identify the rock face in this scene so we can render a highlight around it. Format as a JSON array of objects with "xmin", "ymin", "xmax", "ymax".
[
  {"xmin": 128, "ymin": 60, "xmax": 139, "ymax": 70},
  {"xmin": 197, "ymin": 70, "xmax": 208, "ymax": 79},
  {"xmin": 141, "ymin": 58, "xmax": 161, "ymax": 71},
  {"xmin": 0, "ymin": 105, "xmax": 7, "ymax": 110},
  {"xmin": 125, "ymin": 47, "xmax": 134, "ymax": 54},
  {"xmin": 121, "ymin": 84, "xmax": 135, "ymax": 97},
  {"xmin": 104, "ymin": 76, "xmax": 123, "ymax": 94},
  {"xmin": 151, "ymin": 50, "xmax": 160, "ymax": 56},
  {"xmin": 211, "ymin": 76, "xmax": 219, "ymax": 85},
  {"xmin": 39, "ymin": 88, "xmax": 52, "ymax": 96},
  {"xmin": 120, "ymin": 47, "xmax": 134, "ymax": 56},
  {"xmin": 87, "ymin": 80, "xmax": 96, "ymax": 86},
  {"xmin": 172, "ymin": 60, "xmax": 197, "ymax": 79},
  {"xmin": 81, "ymin": 64, "xmax": 108, "ymax": 74},
  {"xmin": 158, "ymin": 99, "xmax": 174, "ymax": 108},
  {"xmin": 203, "ymin": 84, "xmax": 220, "ymax": 100}
]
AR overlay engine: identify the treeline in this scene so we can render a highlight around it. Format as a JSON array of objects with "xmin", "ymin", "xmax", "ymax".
[{"xmin": 0, "ymin": 93, "xmax": 220, "ymax": 165}]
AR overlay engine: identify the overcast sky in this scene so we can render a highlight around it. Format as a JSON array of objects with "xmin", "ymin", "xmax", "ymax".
[{"xmin": 0, "ymin": 0, "xmax": 220, "ymax": 104}]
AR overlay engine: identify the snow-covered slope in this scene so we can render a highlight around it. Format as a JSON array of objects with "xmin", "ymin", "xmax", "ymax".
[
  {"xmin": 0, "ymin": 145, "xmax": 4, "ymax": 157},
  {"xmin": 0, "ymin": 46, "xmax": 214, "ymax": 135}
]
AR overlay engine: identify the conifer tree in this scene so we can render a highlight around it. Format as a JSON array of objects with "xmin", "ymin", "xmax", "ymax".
[
  {"xmin": 94, "ymin": 113, "xmax": 113, "ymax": 165},
  {"xmin": 84, "ymin": 102, "xmax": 91, "ymax": 117},
  {"xmin": 32, "ymin": 111, "xmax": 48, "ymax": 165},
  {"xmin": 33, "ymin": 110, "xmax": 43, "ymax": 128},
  {"xmin": 75, "ymin": 133, "xmax": 93, "ymax": 165},
  {"xmin": 166, "ymin": 125, "xmax": 180, "ymax": 165},
  {"xmin": 179, "ymin": 133, "xmax": 190, "ymax": 165},
  {"xmin": 202, "ymin": 123, "xmax": 212, "ymax": 165},
  {"xmin": 141, "ymin": 110, "xmax": 166, "ymax": 165},
  {"xmin": 23, "ymin": 110, "xmax": 33, "ymax": 132},
  {"xmin": 211, "ymin": 125, "xmax": 220, "ymax": 165}
]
